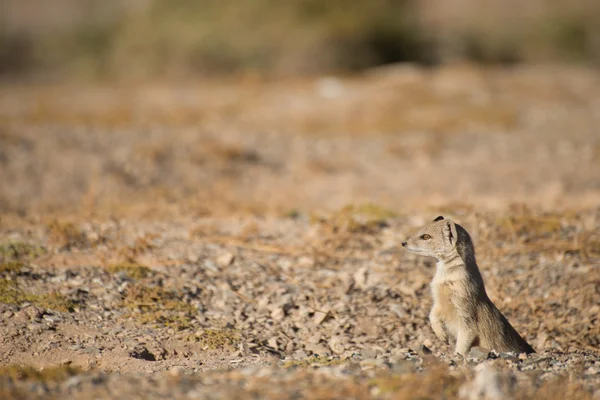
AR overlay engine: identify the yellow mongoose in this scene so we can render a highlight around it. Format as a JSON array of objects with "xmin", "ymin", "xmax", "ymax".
[{"xmin": 402, "ymin": 216, "xmax": 535, "ymax": 355}]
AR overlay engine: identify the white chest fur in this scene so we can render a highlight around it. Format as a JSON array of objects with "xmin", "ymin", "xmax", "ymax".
[
  {"xmin": 430, "ymin": 260, "xmax": 463, "ymax": 339},
  {"xmin": 431, "ymin": 260, "xmax": 448, "ymax": 286}
]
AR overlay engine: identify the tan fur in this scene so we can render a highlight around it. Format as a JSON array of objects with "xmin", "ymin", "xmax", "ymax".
[{"xmin": 402, "ymin": 216, "xmax": 535, "ymax": 355}]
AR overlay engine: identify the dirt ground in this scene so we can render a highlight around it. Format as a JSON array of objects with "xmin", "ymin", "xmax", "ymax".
[{"xmin": 0, "ymin": 64, "xmax": 599, "ymax": 399}]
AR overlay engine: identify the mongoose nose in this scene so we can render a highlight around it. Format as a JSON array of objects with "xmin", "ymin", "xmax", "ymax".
[{"xmin": 401, "ymin": 241, "xmax": 407, "ymax": 247}]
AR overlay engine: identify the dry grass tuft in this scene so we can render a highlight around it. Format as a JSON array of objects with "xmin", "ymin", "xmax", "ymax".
[
  {"xmin": 315, "ymin": 203, "xmax": 397, "ymax": 235},
  {"xmin": 121, "ymin": 284, "xmax": 197, "ymax": 330},
  {"xmin": 189, "ymin": 329, "xmax": 241, "ymax": 350},
  {"xmin": 117, "ymin": 234, "xmax": 159, "ymax": 262},
  {"xmin": 496, "ymin": 214, "xmax": 562, "ymax": 239},
  {"xmin": 204, "ymin": 142, "xmax": 261, "ymax": 165},
  {"xmin": 0, "ymin": 242, "xmax": 47, "ymax": 262},
  {"xmin": 0, "ymin": 261, "xmax": 25, "ymax": 275},
  {"xmin": 105, "ymin": 262, "xmax": 153, "ymax": 280},
  {"xmin": 47, "ymin": 220, "xmax": 89, "ymax": 250},
  {"xmin": 0, "ymin": 280, "xmax": 74, "ymax": 312}
]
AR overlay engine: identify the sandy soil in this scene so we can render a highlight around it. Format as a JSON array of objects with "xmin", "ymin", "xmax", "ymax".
[{"xmin": 0, "ymin": 64, "xmax": 599, "ymax": 399}]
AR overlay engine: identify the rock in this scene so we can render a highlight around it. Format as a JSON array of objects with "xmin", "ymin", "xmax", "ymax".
[
  {"xmin": 328, "ymin": 336, "xmax": 346, "ymax": 355},
  {"xmin": 523, "ymin": 355, "xmax": 551, "ymax": 366},
  {"xmin": 43, "ymin": 315, "xmax": 61, "ymax": 324},
  {"xmin": 353, "ymin": 267, "xmax": 369, "ymax": 290},
  {"xmin": 419, "ymin": 344, "xmax": 433, "ymax": 356},
  {"xmin": 360, "ymin": 348, "xmax": 378, "ymax": 359},
  {"xmin": 26, "ymin": 323, "xmax": 44, "ymax": 333},
  {"xmin": 312, "ymin": 310, "xmax": 333, "ymax": 325},
  {"xmin": 499, "ymin": 352, "xmax": 519, "ymax": 362},
  {"xmin": 388, "ymin": 304, "xmax": 407, "ymax": 319},
  {"xmin": 14, "ymin": 306, "xmax": 42, "ymax": 322},
  {"xmin": 297, "ymin": 256, "xmax": 314, "ymax": 268},
  {"xmin": 267, "ymin": 337, "xmax": 279, "ymax": 350},
  {"xmin": 292, "ymin": 350, "xmax": 308, "ymax": 360},
  {"xmin": 129, "ymin": 346, "xmax": 156, "ymax": 361},
  {"xmin": 468, "ymin": 346, "xmax": 490, "ymax": 360},
  {"xmin": 308, "ymin": 334, "xmax": 322, "ymax": 345},
  {"xmin": 305, "ymin": 344, "xmax": 330, "ymax": 357},
  {"xmin": 585, "ymin": 366, "xmax": 600, "ymax": 375},
  {"xmin": 285, "ymin": 341, "xmax": 295, "ymax": 353},
  {"xmin": 216, "ymin": 252, "xmax": 235, "ymax": 267},
  {"xmin": 83, "ymin": 346, "xmax": 99, "ymax": 355},
  {"xmin": 535, "ymin": 332, "xmax": 548, "ymax": 349},
  {"xmin": 203, "ymin": 260, "xmax": 219, "ymax": 273},
  {"xmin": 270, "ymin": 307, "xmax": 285, "ymax": 321}
]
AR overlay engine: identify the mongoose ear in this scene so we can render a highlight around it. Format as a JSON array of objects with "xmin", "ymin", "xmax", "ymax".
[
  {"xmin": 443, "ymin": 220, "xmax": 458, "ymax": 247},
  {"xmin": 433, "ymin": 216, "xmax": 444, "ymax": 222}
]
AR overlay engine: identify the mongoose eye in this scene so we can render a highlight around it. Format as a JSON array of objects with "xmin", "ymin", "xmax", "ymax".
[{"xmin": 421, "ymin": 234, "xmax": 432, "ymax": 240}]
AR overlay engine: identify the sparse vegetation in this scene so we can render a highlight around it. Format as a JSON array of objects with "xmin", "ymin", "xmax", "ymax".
[
  {"xmin": 117, "ymin": 234, "xmax": 159, "ymax": 261},
  {"xmin": 121, "ymin": 284, "xmax": 197, "ymax": 330},
  {"xmin": 315, "ymin": 203, "xmax": 397, "ymax": 235},
  {"xmin": 0, "ymin": 242, "xmax": 46, "ymax": 262},
  {"xmin": 0, "ymin": 261, "xmax": 24, "ymax": 274},
  {"xmin": 0, "ymin": 280, "xmax": 74, "ymax": 312},
  {"xmin": 47, "ymin": 220, "xmax": 89, "ymax": 250},
  {"xmin": 106, "ymin": 262, "xmax": 153, "ymax": 280},
  {"xmin": 496, "ymin": 213, "xmax": 563, "ymax": 239},
  {"xmin": 189, "ymin": 329, "xmax": 241, "ymax": 350}
]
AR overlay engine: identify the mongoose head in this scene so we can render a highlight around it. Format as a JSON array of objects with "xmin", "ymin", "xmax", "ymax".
[{"xmin": 402, "ymin": 216, "xmax": 474, "ymax": 261}]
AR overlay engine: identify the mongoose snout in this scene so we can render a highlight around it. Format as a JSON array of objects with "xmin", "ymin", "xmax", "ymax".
[{"xmin": 402, "ymin": 215, "xmax": 535, "ymax": 355}]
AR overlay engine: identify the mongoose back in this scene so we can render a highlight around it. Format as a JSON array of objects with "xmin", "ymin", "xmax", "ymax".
[{"xmin": 402, "ymin": 216, "xmax": 535, "ymax": 355}]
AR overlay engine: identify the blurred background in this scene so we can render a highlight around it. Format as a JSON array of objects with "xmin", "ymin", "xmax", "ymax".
[
  {"xmin": 1, "ymin": 0, "xmax": 600, "ymax": 81},
  {"xmin": 1, "ymin": 0, "xmax": 599, "ymax": 219}
]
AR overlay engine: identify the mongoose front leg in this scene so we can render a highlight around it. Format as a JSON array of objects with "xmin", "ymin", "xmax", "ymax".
[
  {"xmin": 429, "ymin": 308, "xmax": 448, "ymax": 345},
  {"xmin": 455, "ymin": 329, "xmax": 477, "ymax": 355}
]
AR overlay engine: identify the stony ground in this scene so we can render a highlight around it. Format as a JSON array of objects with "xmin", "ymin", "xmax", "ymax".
[{"xmin": 0, "ymin": 64, "xmax": 599, "ymax": 399}]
